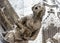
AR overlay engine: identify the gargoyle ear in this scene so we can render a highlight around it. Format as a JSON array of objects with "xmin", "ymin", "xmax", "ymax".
[
  {"xmin": 32, "ymin": 6, "xmax": 34, "ymax": 11},
  {"xmin": 32, "ymin": 5, "xmax": 37, "ymax": 11}
]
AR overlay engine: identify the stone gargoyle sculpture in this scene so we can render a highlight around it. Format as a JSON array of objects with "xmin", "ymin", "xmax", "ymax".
[{"xmin": 0, "ymin": 0, "xmax": 45, "ymax": 43}]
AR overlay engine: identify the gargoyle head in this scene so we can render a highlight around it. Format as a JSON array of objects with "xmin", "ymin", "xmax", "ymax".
[{"xmin": 32, "ymin": 3, "xmax": 45, "ymax": 20}]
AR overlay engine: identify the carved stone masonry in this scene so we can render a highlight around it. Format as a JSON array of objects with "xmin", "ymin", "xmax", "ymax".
[{"xmin": 0, "ymin": 0, "xmax": 45, "ymax": 43}]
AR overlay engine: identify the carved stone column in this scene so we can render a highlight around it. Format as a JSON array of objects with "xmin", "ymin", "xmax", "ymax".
[{"xmin": 0, "ymin": 0, "xmax": 28, "ymax": 43}]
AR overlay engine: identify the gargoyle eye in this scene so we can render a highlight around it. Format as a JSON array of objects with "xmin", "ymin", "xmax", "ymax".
[{"xmin": 35, "ymin": 7, "xmax": 38, "ymax": 10}]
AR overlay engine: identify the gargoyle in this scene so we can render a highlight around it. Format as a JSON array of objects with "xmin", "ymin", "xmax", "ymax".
[{"xmin": 0, "ymin": 0, "xmax": 45, "ymax": 43}]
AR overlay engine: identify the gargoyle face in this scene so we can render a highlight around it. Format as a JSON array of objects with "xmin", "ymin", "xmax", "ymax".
[
  {"xmin": 32, "ymin": 3, "xmax": 45, "ymax": 14},
  {"xmin": 32, "ymin": 3, "xmax": 45, "ymax": 18}
]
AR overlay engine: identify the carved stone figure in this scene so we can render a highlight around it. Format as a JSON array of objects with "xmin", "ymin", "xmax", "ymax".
[{"xmin": 0, "ymin": 0, "xmax": 45, "ymax": 43}]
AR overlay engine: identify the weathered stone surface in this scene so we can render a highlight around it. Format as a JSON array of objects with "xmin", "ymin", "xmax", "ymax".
[
  {"xmin": 0, "ymin": 0, "xmax": 45, "ymax": 43},
  {"xmin": 42, "ymin": 23, "xmax": 58, "ymax": 43}
]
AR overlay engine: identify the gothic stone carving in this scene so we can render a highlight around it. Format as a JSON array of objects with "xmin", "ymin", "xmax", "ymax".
[
  {"xmin": 42, "ymin": 23, "xmax": 59, "ymax": 43},
  {"xmin": 0, "ymin": 0, "xmax": 45, "ymax": 43}
]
